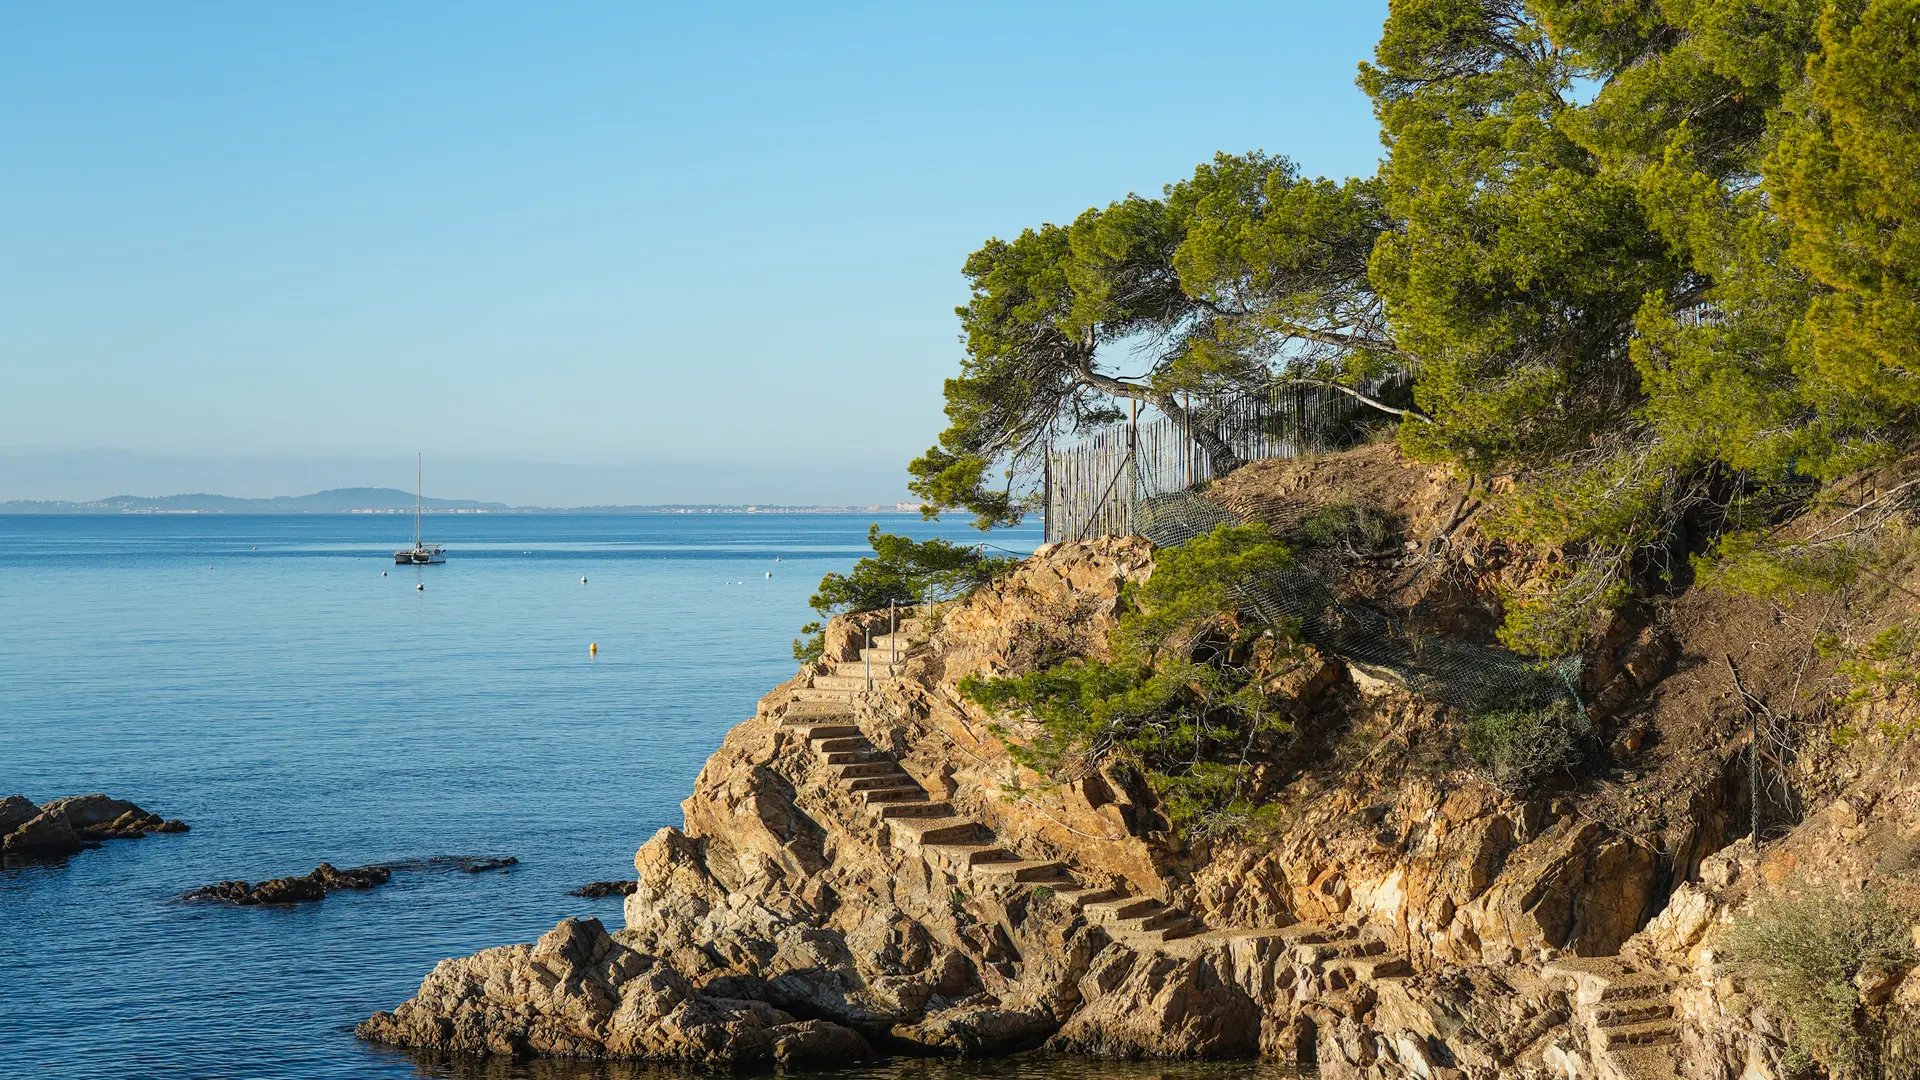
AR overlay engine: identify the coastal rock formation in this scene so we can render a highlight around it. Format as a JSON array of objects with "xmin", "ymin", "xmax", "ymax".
[
  {"xmin": 188, "ymin": 862, "xmax": 393, "ymax": 905},
  {"xmin": 570, "ymin": 881, "xmax": 638, "ymax": 898},
  {"xmin": 0, "ymin": 793, "xmax": 187, "ymax": 858},
  {"xmin": 356, "ymin": 917, "xmax": 871, "ymax": 1067},
  {"xmin": 188, "ymin": 856, "xmax": 517, "ymax": 905},
  {"xmin": 363, "ymin": 444, "xmax": 1920, "ymax": 1077}
]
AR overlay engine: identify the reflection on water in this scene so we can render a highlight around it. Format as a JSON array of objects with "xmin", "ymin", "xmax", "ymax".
[{"xmin": 375, "ymin": 1048, "xmax": 1311, "ymax": 1080}]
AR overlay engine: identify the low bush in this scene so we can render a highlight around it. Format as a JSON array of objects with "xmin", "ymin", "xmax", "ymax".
[
  {"xmin": 1291, "ymin": 500, "xmax": 1399, "ymax": 559},
  {"xmin": 962, "ymin": 523, "xmax": 1300, "ymax": 840},
  {"xmin": 1463, "ymin": 697, "xmax": 1588, "ymax": 792},
  {"xmin": 1721, "ymin": 885, "xmax": 1919, "ymax": 1080}
]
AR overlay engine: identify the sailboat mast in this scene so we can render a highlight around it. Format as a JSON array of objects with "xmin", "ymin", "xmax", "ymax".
[{"xmin": 415, "ymin": 453, "xmax": 422, "ymax": 549}]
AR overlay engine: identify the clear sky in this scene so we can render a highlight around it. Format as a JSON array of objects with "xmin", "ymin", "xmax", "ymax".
[{"xmin": 0, "ymin": 2, "xmax": 1390, "ymax": 504}]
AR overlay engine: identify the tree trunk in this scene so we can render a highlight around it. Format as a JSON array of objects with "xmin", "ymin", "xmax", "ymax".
[
  {"xmin": 1151, "ymin": 392, "xmax": 1244, "ymax": 478},
  {"xmin": 1067, "ymin": 358, "xmax": 1245, "ymax": 478}
]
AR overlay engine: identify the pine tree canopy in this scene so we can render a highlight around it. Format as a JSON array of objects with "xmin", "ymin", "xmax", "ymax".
[{"xmin": 913, "ymin": 0, "xmax": 1920, "ymax": 650}]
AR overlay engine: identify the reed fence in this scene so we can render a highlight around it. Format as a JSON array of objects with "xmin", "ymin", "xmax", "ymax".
[{"xmin": 1042, "ymin": 382, "xmax": 1393, "ymax": 542}]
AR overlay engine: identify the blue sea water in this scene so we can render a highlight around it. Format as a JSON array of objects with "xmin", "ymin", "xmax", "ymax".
[
  {"xmin": 3, "ymin": 513, "xmax": 1049, "ymax": 1079},
  {"xmin": 2, "ymin": 513, "xmax": 1306, "ymax": 1080}
]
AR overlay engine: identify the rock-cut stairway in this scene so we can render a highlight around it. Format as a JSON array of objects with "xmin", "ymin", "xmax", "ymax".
[
  {"xmin": 1543, "ymin": 957, "xmax": 1682, "ymax": 1080},
  {"xmin": 777, "ymin": 627, "xmax": 1206, "ymax": 947}
]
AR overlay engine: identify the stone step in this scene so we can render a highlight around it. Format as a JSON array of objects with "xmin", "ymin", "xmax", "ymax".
[
  {"xmin": 860, "ymin": 786, "xmax": 930, "ymax": 806},
  {"xmin": 922, "ymin": 843, "xmax": 1013, "ymax": 870},
  {"xmin": 970, "ymin": 859, "xmax": 1071, "ymax": 884},
  {"xmin": 795, "ymin": 724, "xmax": 860, "ymax": 741},
  {"xmin": 1295, "ymin": 937, "xmax": 1387, "ymax": 965},
  {"xmin": 1327, "ymin": 955, "xmax": 1414, "ymax": 981},
  {"xmin": 814, "ymin": 737, "xmax": 869, "ymax": 755},
  {"xmin": 835, "ymin": 762, "xmax": 901, "ymax": 779},
  {"xmin": 888, "ymin": 816, "xmax": 986, "ymax": 846},
  {"xmin": 1592, "ymin": 1001, "xmax": 1675, "ymax": 1028},
  {"xmin": 782, "ymin": 699, "xmax": 854, "ymax": 717},
  {"xmin": 1048, "ymin": 884, "xmax": 1123, "ymax": 908},
  {"xmin": 1114, "ymin": 912, "xmax": 1203, "ymax": 942},
  {"xmin": 1116, "ymin": 906, "xmax": 1192, "ymax": 933},
  {"xmin": 845, "ymin": 772, "xmax": 910, "ymax": 792},
  {"xmin": 792, "ymin": 687, "xmax": 862, "ymax": 703},
  {"xmin": 829, "ymin": 657, "xmax": 910, "ymax": 672},
  {"xmin": 824, "ymin": 750, "xmax": 886, "ymax": 766},
  {"xmin": 1610, "ymin": 1047, "xmax": 1685, "ymax": 1080},
  {"xmin": 812, "ymin": 674, "xmax": 903, "ymax": 692},
  {"xmin": 877, "ymin": 801, "xmax": 955, "ymax": 819},
  {"xmin": 1084, "ymin": 896, "xmax": 1162, "ymax": 922},
  {"xmin": 1598, "ymin": 1021, "xmax": 1680, "ymax": 1049},
  {"xmin": 1598, "ymin": 976, "xmax": 1673, "ymax": 1003},
  {"xmin": 859, "ymin": 647, "xmax": 915, "ymax": 665},
  {"xmin": 869, "ymin": 633, "xmax": 917, "ymax": 652},
  {"xmin": 1271, "ymin": 923, "xmax": 1342, "ymax": 946}
]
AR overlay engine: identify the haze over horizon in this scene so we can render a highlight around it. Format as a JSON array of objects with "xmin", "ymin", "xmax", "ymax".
[
  {"xmin": 0, "ymin": 3, "xmax": 1388, "ymax": 502},
  {"xmin": 0, "ymin": 447, "xmax": 912, "ymax": 507}
]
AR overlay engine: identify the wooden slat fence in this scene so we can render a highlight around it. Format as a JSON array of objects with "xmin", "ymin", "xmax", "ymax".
[{"xmin": 1043, "ymin": 382, "xmax": 1395, "ymax": 542}]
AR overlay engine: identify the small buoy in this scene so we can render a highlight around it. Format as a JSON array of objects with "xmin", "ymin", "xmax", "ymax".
[
  {"xmin": 765, "ymin": 571, "xmax": 772, "ymax": 578},
  {"xmin": 416, "ymin": 583, "xmax": 424, "ymax": 591},
  {"xmin": 252, "ymin": 546, "xmax": 258, "ymax": 551},
  {"xmin": 589, "ymin": 642, "xmax": 597, "ymax": 656},
  {"xmin": 581, "ymin": 576, "xmax": 588, "ymax": 583},
  {"xmin": 382, "ymin": 571, "xmax": 388, "ymax": 577},
  {"xmin": 774, "ymin": 556, "xmax": 781, "ymax": 562}
]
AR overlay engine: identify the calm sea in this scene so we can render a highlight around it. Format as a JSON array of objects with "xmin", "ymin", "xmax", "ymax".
[{"xmin": 3, "ymin": 512, "xmax": 1060, "ymax": 1079}]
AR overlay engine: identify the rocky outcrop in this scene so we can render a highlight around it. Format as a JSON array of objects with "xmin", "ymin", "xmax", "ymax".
[
  {"xmin": 187, "ymin": 856, "xmax": 517, "ymax": 905},
  {"xmin": 187, "ymin": 862, "xmax": 394, "ymax": 905},
  {"xmin": 356, "ymin": 917, "xmax": 871, "ymax": 1067},
  {"xmin": 0, "ymin": 793, "xmax": 186, "ymax": 858},
  {"xmin": 570, "ymin": 881, "xmax": 638, "ymax": 898},
  {"xmin": 361, "ymin": 446, "xmax": 1920, "ymax": 1077}
]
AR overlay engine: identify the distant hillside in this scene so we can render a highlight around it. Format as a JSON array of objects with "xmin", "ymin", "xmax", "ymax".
[
  {"xmin": 0, "ymin": 488, "xmax": 927, "ymax": 514},
  {"xmin": 0, "ymin": 488, "xmax": 514, "ymax": 514}
]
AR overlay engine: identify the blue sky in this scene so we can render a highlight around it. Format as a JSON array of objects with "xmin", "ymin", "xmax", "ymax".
[{"xmin": 0, "ymin": 2, "xmax": 1390, "ymax": 503}]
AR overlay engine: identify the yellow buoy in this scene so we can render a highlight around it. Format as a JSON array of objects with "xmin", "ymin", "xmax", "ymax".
[{"xmin": 589, "ymin": 642, "xmax": 598, "ymax": 656}]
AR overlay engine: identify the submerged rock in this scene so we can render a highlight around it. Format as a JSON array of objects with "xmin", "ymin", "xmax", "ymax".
[
  {"xmin": 185, "ymin": 855, "xmax": 516, "ymax": 905},
  {"xmin": 0, "ymin": 793, "xmax": 186, "ymax": 857},
  {"xmin": 186, "ymin": 862, "xmax": 392, "ymax": 905},
  {"xmin": 569, "ymin": 880, "xmax": 638, "ymax": 898}
]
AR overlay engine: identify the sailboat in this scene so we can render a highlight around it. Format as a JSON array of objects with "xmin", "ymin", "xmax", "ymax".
[{"xmin": 394, "ymin": 454, "xmax": 447, "ymax": 565}]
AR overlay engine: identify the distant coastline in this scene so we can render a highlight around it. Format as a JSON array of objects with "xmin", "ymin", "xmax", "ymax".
[{"xmin": 0, "ymin": 487, "xmax": 924, "ymax": 516}]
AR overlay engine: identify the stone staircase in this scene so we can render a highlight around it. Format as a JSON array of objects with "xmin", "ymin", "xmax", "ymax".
[
  {"xmin": 777, "ymin": 626, "xmax": 1207, "ymax": 948},
  {"xmin": 1543, "ymin": 957, "xmax": 1681, "ymax": 1079},
  {"xmin": 1285, "ymin": 924, "xmax": 1416, "ymax": 987}
]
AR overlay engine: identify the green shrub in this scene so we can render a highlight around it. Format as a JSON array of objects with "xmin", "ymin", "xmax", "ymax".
[
  {"xmin": 1464, "ymin": 697, "xmax": 1588, "ymax": 792},
  {"xmin": 1823, "ymin": 624, "xmax": 1920, "ymax": 744},
  {"xmin": 794, "ymin": 525, "xmax": 1012, "ymax": 660},
  {"xmin": 963, "ymin": 523, "xmax": 1299, "ymax": 840},
  {"xmin": 1721, "ymin": 886, "xmax": 1918, "ymax": 1079},
  {"xmin": 1292, "ymin": 501, "xmax": 1399, "ymax": 558}
]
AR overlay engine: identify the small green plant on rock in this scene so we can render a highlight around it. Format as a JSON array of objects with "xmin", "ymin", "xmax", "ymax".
[
  {"xmin": 1721, "ymin": 885, "xmax": 1919, "ymax": 1080},
  {"xmin": 1464, "ymin": 696, "xmax": 1588, "ymax": 793},
  {"xmin": 1821, "ymin": 624, "xmax": 1920, "ymax": 745},
  {"xmin": 793, "ymin": 525, "xmax": 1012, "ymax": 661},
  {"xmin": 962, "ymin": 523, "xmax": 1300, "ymax": 840}
]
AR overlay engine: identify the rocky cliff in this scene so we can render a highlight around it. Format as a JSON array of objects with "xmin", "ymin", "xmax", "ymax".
[{"xmin": 362, "ymin": 444, "xmax": 1920, "ymax": 1079}]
